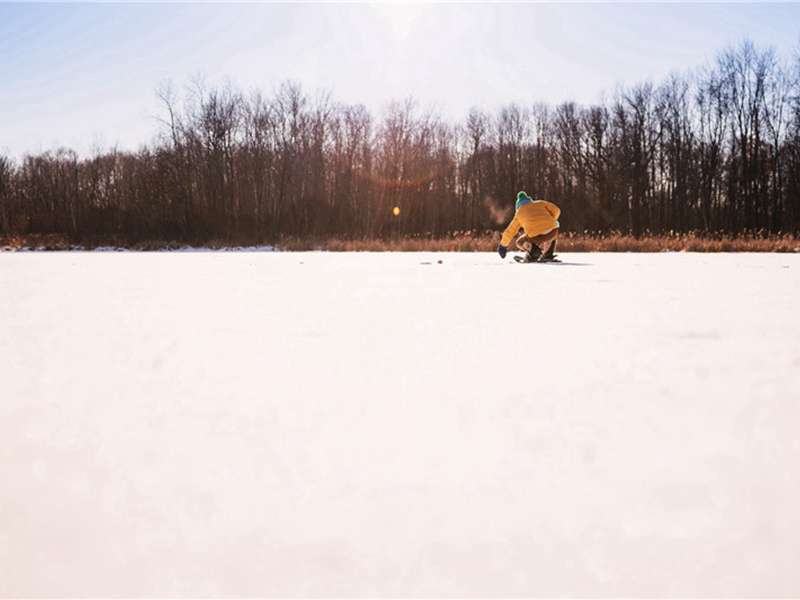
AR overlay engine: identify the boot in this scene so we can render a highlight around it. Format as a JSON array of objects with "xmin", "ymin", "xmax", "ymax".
[
  {"xmin": 524, "ymin": 244, "xmax": 543, "ymax": 262},
  {"xmin": 541, "ymin": 239, "xmax": 558, "ymax": 261}
]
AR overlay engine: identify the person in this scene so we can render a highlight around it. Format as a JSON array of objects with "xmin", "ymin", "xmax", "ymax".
[{"xmin": 497, "ymin": 191, "xmax": 561, "ymax": 262}]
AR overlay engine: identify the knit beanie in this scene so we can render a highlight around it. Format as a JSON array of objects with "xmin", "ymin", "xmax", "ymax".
[{"xmin": 515, "ymin": 191, "xmax": 532, "ymax": 211}]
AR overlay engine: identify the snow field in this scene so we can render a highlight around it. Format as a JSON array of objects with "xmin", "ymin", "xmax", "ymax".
[{"xmin": 2, "ymin": 251, "xmax": 799, "ymax": 596}]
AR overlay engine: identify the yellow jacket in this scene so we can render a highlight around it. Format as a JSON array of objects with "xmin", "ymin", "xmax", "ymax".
[{"xmin": 500, "ymin": 200, "xmax": 561, "ymax": 247}]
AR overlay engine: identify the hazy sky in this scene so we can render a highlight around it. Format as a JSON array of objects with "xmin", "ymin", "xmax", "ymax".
[{"xmin": 2, "ymin": 1, "xmax": 799, "ymax": 159}]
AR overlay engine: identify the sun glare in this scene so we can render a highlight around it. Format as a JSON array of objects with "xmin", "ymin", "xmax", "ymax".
[{"xmin": 378, "ymin": 2, "xmax": 427, "ymax": 41}]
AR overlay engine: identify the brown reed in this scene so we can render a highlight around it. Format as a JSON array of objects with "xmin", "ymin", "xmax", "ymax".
[
  {"xmin": 2, "ymin": 231, "xmax": 799, "ymax": 253},
  {"xmin": 277, "ymin": 230, "xmax": 800, "ymax": 253}
]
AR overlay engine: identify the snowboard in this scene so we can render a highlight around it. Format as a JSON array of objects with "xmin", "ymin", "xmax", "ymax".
[{"xmin": 514, "ymin": 255, "xmax": 561, "ymax": 263}]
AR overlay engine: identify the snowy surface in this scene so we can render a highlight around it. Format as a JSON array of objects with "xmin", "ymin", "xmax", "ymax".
[{"xmin": 2, "ymin": 251, "xmax": 800, "ymax": 597}]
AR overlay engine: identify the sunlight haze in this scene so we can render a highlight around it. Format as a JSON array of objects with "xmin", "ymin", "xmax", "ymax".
[{"xmin": 2, "ymin": 1, "xmax": 799, "ymax": 158}]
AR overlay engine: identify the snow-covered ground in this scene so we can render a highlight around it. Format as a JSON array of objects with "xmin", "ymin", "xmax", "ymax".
[{"xmin": 2, "ymin": 251, "xmax": 799, "ymax": 597}]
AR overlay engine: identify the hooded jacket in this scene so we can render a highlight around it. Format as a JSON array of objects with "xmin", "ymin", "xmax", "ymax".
[{"xmin": 500, "ymin": 199, "xmax": 561, "ymax": 247}]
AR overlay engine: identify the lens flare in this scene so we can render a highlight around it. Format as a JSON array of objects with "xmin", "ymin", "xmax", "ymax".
[{"xmin": 393, "ymin": 206, "xmax": 401, "ymax": 216}]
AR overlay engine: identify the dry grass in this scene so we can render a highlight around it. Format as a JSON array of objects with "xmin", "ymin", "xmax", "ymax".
[
  {"xmin": 557, "ymin": 230, "xmax": 800, "ymax": 253},
  {"xmin": 279, "ymin": 231, "xmax": 494, "ymax": 252},
  {"xmin": 277, "ymin": 231, "xmax": 800, "ymax": 253},
  {"xmin": 2, "ymin": 231, "xmax": 799, "ymax": 253},
  {"xmin": 0, "ymin": 233, "xmax": 74, "ymax": 251}
]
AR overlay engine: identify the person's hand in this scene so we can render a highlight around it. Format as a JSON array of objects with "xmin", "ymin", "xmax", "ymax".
[{"xmin": 497, "ymin": 244, "xmax": 508, "ymax": 259}]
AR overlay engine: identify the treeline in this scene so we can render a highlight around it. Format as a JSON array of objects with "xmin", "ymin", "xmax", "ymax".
[{"xmin": 2, "ymin": 39, "xmax": 799, "ymax": 244}]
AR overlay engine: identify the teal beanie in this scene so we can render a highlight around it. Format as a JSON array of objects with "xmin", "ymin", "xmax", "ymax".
[{"xmin": 515, "ymin": 191, "xmax": 532, "ymax": 211}]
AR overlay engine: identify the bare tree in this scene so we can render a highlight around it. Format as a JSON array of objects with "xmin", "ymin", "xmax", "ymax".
[
  {"xmin": 0, "ymin": 156, "xmax": 11, "ymax": 233},
  {"xmin": 463, "ymin": 108, "xmax": 490, "ymax": 229},
  {"xmin": 717, "ymin": 40, "xmax": 775, "ymax": 230},
  {"xmin": 656, "ymin": 73, "xmax": 696, "ymax": 230},
  {"xmin": 2, "ymin": 43, "xmax": 799, "ymax": 245},
  {"xmin": 552, "ymin": 102, "xmax": 588, "ymax": 227},
  {"xmin": 762, "ymin": 55, "xmax": 793, "ymax": 231}
]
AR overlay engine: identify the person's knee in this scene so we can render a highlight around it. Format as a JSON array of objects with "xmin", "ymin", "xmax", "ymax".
[{"xmin": 539, "ymin": 228, "xmax": 558, "ymax": 243}]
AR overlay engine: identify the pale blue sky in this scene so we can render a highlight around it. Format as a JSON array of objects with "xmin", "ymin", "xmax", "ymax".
[{"xmin": 2, "ymin": 1, "xmax": 799, "ymax": 159}]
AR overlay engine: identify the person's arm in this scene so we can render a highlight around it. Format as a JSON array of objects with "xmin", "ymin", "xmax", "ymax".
[{"xmin": 500, "ymin": 215, "xmax": 521, "ymax": 247}]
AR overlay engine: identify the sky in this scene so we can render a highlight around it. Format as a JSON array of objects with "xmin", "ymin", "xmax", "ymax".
[{"xmin": 1, "ymin": 1, "xmax": 799, "ymax": 159}]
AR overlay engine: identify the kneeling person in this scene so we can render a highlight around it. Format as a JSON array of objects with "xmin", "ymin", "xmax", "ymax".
[{"xmin": 497, "ymin": 191, "xmax": 560, "ymax": 262}]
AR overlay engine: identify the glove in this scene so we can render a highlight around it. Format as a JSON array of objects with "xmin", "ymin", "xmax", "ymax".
[{"xmin": 497, "ymin": 244, "xmax": 508, "ymax": 259}]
